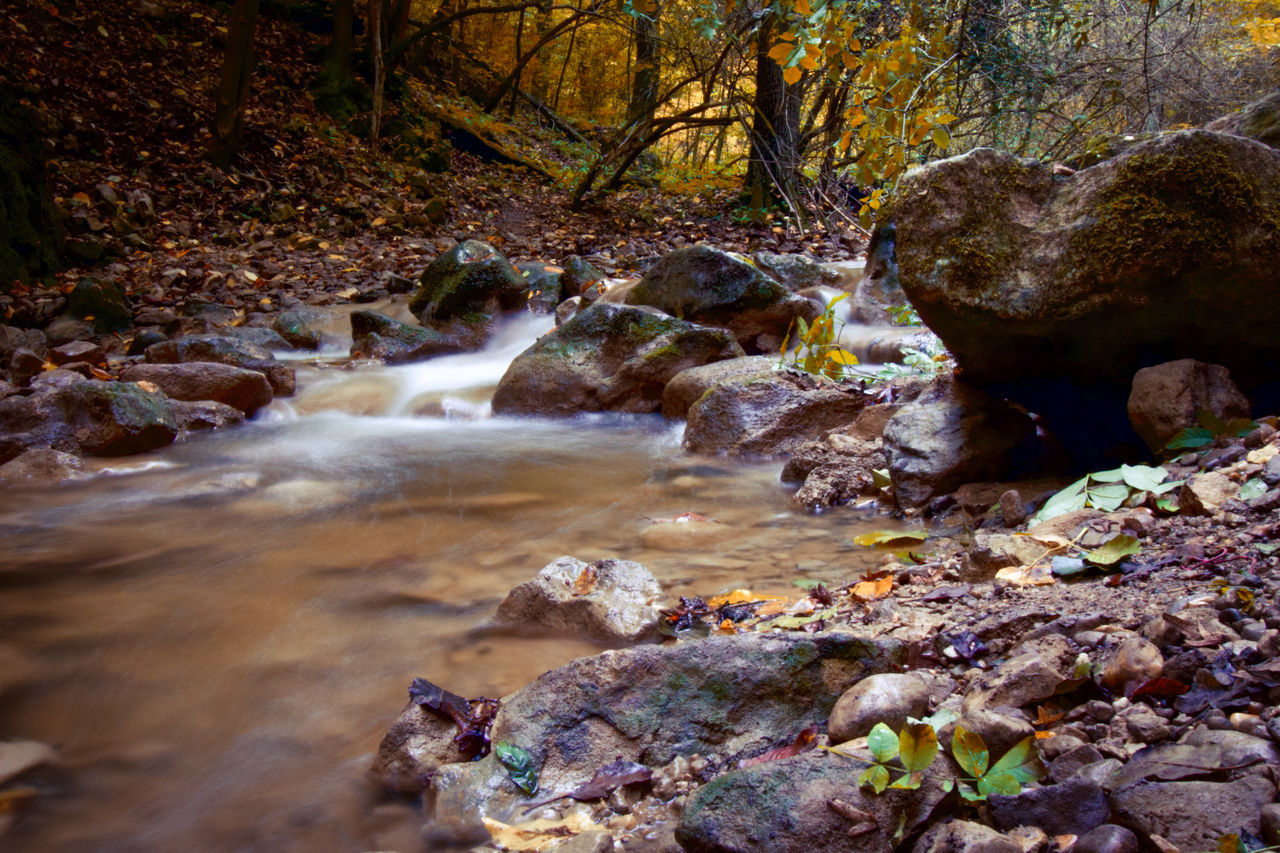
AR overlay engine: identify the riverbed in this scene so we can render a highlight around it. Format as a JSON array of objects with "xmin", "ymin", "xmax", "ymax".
[{"xmin": 0, "ymin": 311, "xmax": 895, "ymax": 851}]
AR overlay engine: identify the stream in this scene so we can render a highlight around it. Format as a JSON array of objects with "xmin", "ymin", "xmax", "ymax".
[{"xmin": 0, "ymin": 306, "xmax": 900, "ymax": 852}]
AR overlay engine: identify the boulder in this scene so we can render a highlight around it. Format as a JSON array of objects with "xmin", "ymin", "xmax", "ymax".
[
  {"xmin": 883, "ymin": 377, "xmax": 1036, "ymax": 509},
  {"xmin": 272, "ymin": 310, "xmax": 324, "ymax": 350},
  {"xmin": 623, "ymin": 246, "xmax": 821, "ymax": 353},
  {"xmin": 559, "ymin": 255, "xmax": 605, "ymax": 297},
  {"xmin": 348, "ymin": 310, "xmax": 461, "ymax": 363},
  {"xmin": 683, "ymin": 370, "xmax": 870, "ymax": 458},
  {"xmin": 0, "ymin": 326, "xmax": 48, "ymax": 364},
  {"xmin": 828, "ymin": 673, "xmax": 932, "ymax": 742},
  {"xmin": 661, "ymin": 355, "xmax": 777, "ymax": 419},
  {"xmin": 1073, "ymin": 825, "xmax": 1140, "ymax": 853},
  {"xmin": 515, "ymin": 261, "xmax": 564, "ymax": 313},
  {"xmin": 890, "ymin": 131, "xmax": 1280, "ymax": 454},
  {"xmin": 53, "ymin": 380, "xmax": 178, "ymax": 456},
  {"xmin": 677, "ymin": 749, "xmax": 946, "ymax": 853},
  {"xmin": 1127, "ymin": 359, "xmax": 1251, "ymax": 452},
  {"xmin": 491, "ymin": 302, "xmax": 744, "ymax": 416},
  {"xmin": 1109, "ymin": 775, "xmax": 1275, "ymax": 851},
  {"xmin": 171, "ymin": 400, "xmax": 245, "ymax": 433},
  {"xmin": 988, "ymin": 776, "xmax": 1110, "ymax": 836},
  {"xmin": 408, "ymin": 240, "xmax": 531, "ymax": 345},
  {"xmin": 853, "ymin": 223, "xmax": 907, "ymax": 324},
  {"xmin": 65, "ymin": 278, "xmax": 131, "ymax": 332},
  {"xmin": 49, "ymin": 340, "xmax": 105, "ymax": 367},
  {"xmin": 119, "ymin": 362, "xmax": 273, "ymax": 415},
  {"xmin": 421, "ymin": 633, "xmax": 901, "ymax": 824},
  {"xmin": 0, "ymin": 447, "xmax": 87, "ymax": 485},
  {"xmin": 493, "ymin": 556, "xmax": 663, "ymax": 645},
  {"xmin": 1205, "ymin": 90, "xmax": 1280, "ymax": 149},
  {"xmin": 751, "ymin": 252, "xmax": 842, "ymax": 292},
  {"xmin": 145, "ymin": 335, "xmax": 295, "ymax": 396},
  {"xmin": 222, "ymin": 326, "xmax": 291, "ymax": 352},
  {"xmin": 781, "ymin": 422, "xmax": 893, "ymax": 508},
  {"xmin": 0, "ymin": 389, "xmax": 75, "ymax": 462},
  {"xmin": 369, "ymin": 702, "xmax": 471, "ymax": 794}
]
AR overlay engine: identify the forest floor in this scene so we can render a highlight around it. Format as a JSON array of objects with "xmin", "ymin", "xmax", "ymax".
[{"xmin": 3, "ymin": 0, "xmax": 864, "ymax": 329}]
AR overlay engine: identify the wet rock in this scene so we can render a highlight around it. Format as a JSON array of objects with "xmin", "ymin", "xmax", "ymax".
[
  {"xmin": 1048, "ymin": 743, "xmax": 1106, "ymax": 783},
  {"xmin": 854, "ymin": 223, "xmax": 907, "ymax": 324},
  {"xmin": 492, "ymin": 302, "xmax": 743, "ymax": 416},
  {"xmin": 989, "ymin": 776, "xmax": 1110, "ymax": 836},
  {"xmin": 370, "ymin": 702, "xmax": 471, "ymax": 794},
  {"xmin": 171, "ymin": 400, "xmax": 245, "ymax": 433},
  {"xmin": 956, "ymin": 702, "xmax": 1036, "ymax": 759},
  {"xmin": 560, "ymin": 255, "xmax": 604, "ymax": 296},
  {"xmin": 0, "ymin": 390, "xmax": 75, "ymax": 462},
  {"xmin": 623, "ymin": 245, "xmax": 821, "ymax": 354},
  {"xmin": 409, "ymin": 240, "xmax": 531, "ymax": 342},
  {"xmin": 119, "ymin": 362, "xmax": 273, "ymax": 416},
  {"xmin": 1111, "ymin": 729, "xmax": 1279, "ymax": 788},
  {"xmin": 0, "ymin": 326, "xmax": 47, "ymax": 365},
  {"xmin": 65, "ymin": 277, "xmax": 131, "ymax": 332},
  {"xmin": 0, "ymin": 447, "xmax": 87, "ymax": 484},
  {"xmin": 1109, "ymin": 774, "xmax": 1275, "ymax": 851},
  {"xmin": 912, "ymin": 819, "xmax": 1022, "ymax": 853},
  {"xmin": 515, "ymin": 262, "xmax": 564, "ymax": 313},
  {"xmin": 423, "ymin": 633, "xmax": 900, "ymax": 824},
  {"xmin": 127, "ymin": 328, "xmax": 167, "ymax": 356},
  {"xmin": 494, "ymin": 556, "xmax": 663, "ymax": 645},
  {"xmin": 348, "ymin": 310, "xmax": 461, "ymax": 364},
  {"xmin": 53, "ymin": 380, "xmax": 178, "ymax": 456},
  {"xmin": 751, "ymin": 252, "xmax": 841, "ymax": 292},
  {"xmin": 223, "ymin": 326, "xmax": 291, "ymax": 352},
  {"xmin": 272, "ymin": 310, "xmax": 323, "ymax": 350},
  {"xmin": 1073, "ymin": 825, "xmax": 1140, "ymax": 853},
  {"xmin": 1127, "ymin": 360, "xmax": 1251, "ymax": 453},
  {"xmin": 683, "ymin": 370, "xmax": 869, "ymax": 458},
  {"xmin": 661, "ymin": 355, "xmax": 776, "ymax": 419},
  {"xmin": 786, "ymin": 432, "xmax": 888, "ymax": 508},
  {"xmin": 555, "ymin": 295, "xmax": 585, "ymax": 326},
  {"xmin": 1262, "ymin": 803, "xmax": 1280, "ymax": 846},
  {"xmin": 677, "ymin": 749, "xmax": 946, "ymax": 853},
  {"xmin": 883, "ymin": 376, "xmax": 1035, "ymax": 509},
  {"xmin": 1178, "ymin": 471, "xmax": 1240, "ymax": 515},
  {"xmin": 145, "ymin": 335, "xmax": 295, "ymax": 396},
  {"xmin": 891, "ymin": 133, "xmax": 1280, "ymax": 394},
  {"xmin": 43, "ymin": 315, "xmax": 96, "ymax": 345},
  {"xmin": 999, "ymin": 489, "xmax": 1027, "ymax": 526},
  {"xmin": 828, "ymin": 673, "xmax": 932, "ymax": 742}
]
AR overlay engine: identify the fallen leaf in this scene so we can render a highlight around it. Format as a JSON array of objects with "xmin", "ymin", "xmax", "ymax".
[
  {"xmin": 829, "ymin": 798, "xmax": 878, "ymax": 837},
  {"xmin": 571, "ymin": 564, "xmax": 597, "ymax": 596},
  {"xmin": 482, "ymin": 812, "xmax": 601, "ymax": 851},
  {"xmin": 853, "ymin": 529, "xmax": 928, "ymax": 547},
  {"xmin": 851, "ymin": 574, "xmax": 894, "ymax": 599},
  {"xmin": 995, "ymin": 563, "xmax": 1056, "ymax": 586},
  {"xmin": 740, "ymin": 725, "xmax": 820, "ymax": 768}
]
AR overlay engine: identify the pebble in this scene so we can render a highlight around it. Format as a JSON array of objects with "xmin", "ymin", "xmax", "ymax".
[{"xmin": 1074, "ymin": 824, "xmax": 1140, "ymax": 853}]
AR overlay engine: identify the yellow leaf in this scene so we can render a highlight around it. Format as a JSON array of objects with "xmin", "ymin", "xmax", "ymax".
[
  {"xmin": 852, "ymin": 575, "xmax": 894, "ymax": 599},
  {"xmin": 371, "ymin": 216, "xmax": 386, "ymax": 226},
  {"xmin": 783, "ymin": 65, "xmax": 803, "ymax": 85},
  {"xmin": 931, "ymin": 128, "xmax": 950, "ymax": 149},
  {"xmin": 796, "ymin": 0, "xmax": 810, "ymax": 14},
  {"xmin": 778, "ymin": 29, "xmax": 797, "ymax": 42},
  {"xmin": 71, "ymin": 192, "xmax": 91, "ymax": 206},
  {"xmin": 769, "ymin": 42, "xmax": 792, "ymax": 62},
  {"xmin": 936, "ymin": 113, "xmax": 959, "ymax": 124},
  {"xmin": 848, "ymin": 109, "xmax": 867, "ymax": 128},
  {"xmin": 849, "ymin": 38, "xmax": 862, "ymax": 51},
  {"xmin": 799, "ymin": 54, "xmax": 819, "ymax": 71},
  {"xmin": 826, "ymin": 349, "xmax": 860, "ymax": 366},
  {"xmin": 995, "ymin": 564, "xmax": 1056, "ymax": 586}
]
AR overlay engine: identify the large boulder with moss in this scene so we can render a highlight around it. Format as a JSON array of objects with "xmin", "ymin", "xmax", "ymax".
[
  {"xmin": 348, "ymin": 310, "xmax": 462, "ymax": 363},
  {"xmin": 403, "ymin": 633, "xmax": 900, "ymax": 831},
  {"xmin": 1205, "ymin": 91, "xmax": 1280, "ymax": 150},
  {"xmin": 491, "ymin": 302, "xmax": 744, "ymax": 416},
  {"xmin": 408, "ymin": 240, "xmax": 535, "ymax": 350},
  {"xmin": 893, "ymin": 131, "xmax": 1280, "ymax": 391},
  {"xmin": 54, "ymin": 380, "xmax": 178, "ymax": 456},
  {"xmin": 623, "ymin": 246, "xmax": 821, "ymax": 354}
]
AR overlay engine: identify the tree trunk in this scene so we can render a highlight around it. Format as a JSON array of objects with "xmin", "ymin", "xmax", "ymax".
[
  {"xmin": 745, "ymin": 12, "xmax": 801, "ymax": 210},
  {"xmin": 508, "ymin": 8, "xmax": 526, "ymax": 117},
  {"xmin": 625, "ymin": 3, "xmax": 660, "ymax": 127},
  {"xmin": 210, "ymin": 0, "xmax": 260, "ymax": 166},
  {"xmin": 370, "ymin": 0, "xmax": 385, "ymax": 140},
  {"xmin": 327, "ymin": 0, "xmax": 355, "ymax": 84}
]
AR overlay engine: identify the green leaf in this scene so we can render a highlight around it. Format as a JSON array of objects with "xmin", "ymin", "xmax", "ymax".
[
  {"xmin": 1030, "ymin": 476, "xmax": 1089, "ymax": 524},
  {"xmin": 792, "ymin": 578, "xmax": 826, "ymax": 590},
  {"xmin": 494, "ymin": 742, "xmax": 539, "ymax": 796},
  {"xmin": 1257, "ymin": 542, "xmax": 1280, "ymax": 555},
  {"xmin": 1120, "ymin": 464, "xmax": 1169, "ymax": 492},
  {"xmin": 867, "ymin": 722, "xmax": 899, "ymax": 763},
  {"xmin": 1240, "ymin": 477, "xmax": 1268, "ymax": 501},
  {"xmin": 1196, "ymin": 409, "xmax": 1228, "ymax": 433},
  {"xmin": 853, "ymin": 529, "xmax": 927, "ymax": 547},
  {"xmin": 1083, "ymin": 534, "xmax": 1141, "ymax": 566},
  {"xmin": 909, "ymin": 708, "xmax": 958, "ymax": 731},
  {"xmin": 1087, "ymin": 482, "xmax": 1130, "ymax": 511},
  {"xmin": 898, "ymin": 722, "xmax": 938, "ymax": 773},
  {"xmin": 860, "ymin": 763, "xmax": 890, "ymax": 793},
  {"xmin": 871, "ymin": 468, "xmax": 892, "ymax": 489},
  {"xmin": 1218, "ymin": 834, "xmax": 1246, "ymax": 853},
  {"xmin": 955, "ymin": 779, "xmax": 984, "ymax": 801},
  {"xmin": 976, "ymin": 770, "xmax": 1021, "ymax": 797},
  {"xmin": 1155, "ymin": 496, "xmax": 1180, "ymax": 513},
  {"xmin": 1147, "ymin": 478, "xmax": 1185, "ymax": 496},
  {"xmin": 889, "ymin": 770, "xmax": 924, "ymax": 789},
  {"xmin": 951, "ymin": 726, "xmax": 988, "ymax": 778},
  {"xmin": 1089, "ymin": 467, "xmax": 1126, "ymax": 483},
  {"xmin": 1164, "ymin": 427, "xmax": 1214, "ymax": 451},
  {"xmin": 986, "ymin": 736, "xmax": 1045, "ymax": 785}
]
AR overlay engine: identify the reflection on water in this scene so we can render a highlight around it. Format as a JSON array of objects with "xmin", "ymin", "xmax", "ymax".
[{"xmin": 0, "ymin": 314, "xmax": 892, "ymax": 852}]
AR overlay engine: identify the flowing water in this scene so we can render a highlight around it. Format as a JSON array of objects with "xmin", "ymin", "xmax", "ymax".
[{"xmin": 0, "ymin": 309, "xmax": 898, "ymax": 852}]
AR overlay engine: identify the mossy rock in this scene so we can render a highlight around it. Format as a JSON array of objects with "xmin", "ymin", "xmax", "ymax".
[
  {"xmin": 624, "ymin": 246, "xmax": 820, "ymax": 354},
  {"xmin": 348, "ymin": 310, "xmax": 465, "ymax": 363},
  {"xmin": 66, "ymin": 278, "xmax": 131, "ymax": 332},
  {"xmin": 54, "ymin": 380, "xmax": 178, "ymax": 456},
  {"xmin": 491, "ymin": 301, "xmax": 744, "ymax": 416},
  {"xmin": 409, "ymin": 240, "xmax": 529, "ymax": 326},
  {"xmin": 1205, "ymin": 90, "xmax": 1280, "ymax": 150}
]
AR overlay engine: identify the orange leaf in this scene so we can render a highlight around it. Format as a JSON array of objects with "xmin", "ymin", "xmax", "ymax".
[
  {"xmin": 572, "ymin": 565, "xmax": 598, "ymax": 596},
  {"xmin": 852, "ymin": 575, "xmax": 894, "ymax": 599}
]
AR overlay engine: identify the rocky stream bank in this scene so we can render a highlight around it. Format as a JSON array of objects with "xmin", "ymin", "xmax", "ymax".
[{"xmin": 3, "ymin": 96, "xmax": 1280, "ymax": 852}]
